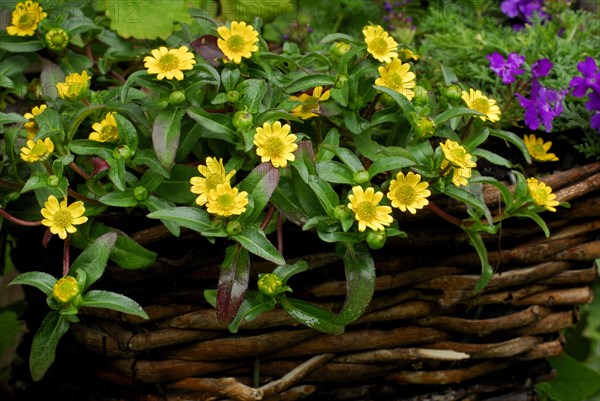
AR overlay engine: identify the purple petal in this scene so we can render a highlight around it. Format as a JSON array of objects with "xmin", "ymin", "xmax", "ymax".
[
  {"xmin": 532, "ymin": 58, "xmax": 553, "ymax": 79},
  {"xmin": 577, "ymin": 57, "xmax": 598, "ymax": 78}
]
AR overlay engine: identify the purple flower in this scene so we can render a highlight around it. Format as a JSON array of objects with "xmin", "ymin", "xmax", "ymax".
[
  {"xmin": 532, "ymin": 58, "xmax": 553, "ymax": 79},
  {"xmin": 591, "ymin": 112, "xmax": 600, "ymax": 133},
  {"xmin": 487, "ymin": 52, "xmax": 526, "ymax": 84},
  {"xmin": 586, "ymin": 90, "xmax": 600, "ymax": 111},
  {"xmin": 501, "ymin": 0, "xmax": 547, "ymax": 23},
  {"xmin": 517, "ymin": 86, "xmax": 567, "ymax": 132},
  {"xmin": 569, "ymin": 57, "xmax": 600, "ymax": 98}
]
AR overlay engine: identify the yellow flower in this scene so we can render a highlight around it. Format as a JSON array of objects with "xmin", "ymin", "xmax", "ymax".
[
  {"xmin": 461, "ymin": 88, "xmax": 501, "ymax": 122},
  {"xmin": 190, "ymin": 157, "xmax": 236, "ymax": 206},
  {"xmin": 375, "ymin": 58, "xmax": 416, "ymax": 100},
  {"xmin": 53, "ymin": 276, "xmax": 80, "ymax": 304},
  {"xmin": 442, "ymin": 161, "xmax": 473, "ymax": 187},
  {"xmin": 6, "ymin": 1, "xmax": 46, "ymax": 37},
  {"xmin": 254, "ymin": 121, "xmax": 298, "ymax": 168},
  {"xmin": 398, "ymin": 48, "xmax": 419, "ymax": 62},
  {"xmin": 362, "ymin": 25, "xmax": 398, "ymax": 63},
  {"xmin": 217, "ymin": 21, "xmax": 259, "ymax": 64},
  {"xmin": 527, "ymin": 178, "xmax": 559, "ymax": 212},
  {"xmin": 41, "ymin": 196, "xmax": 88, "ymax": 240},
  {"xmin": 440, "ymin": 139, "xmax": 477, "ymax": 169},
  {"xmin": 20, "ymin": 138, "xmax": 54, "ymax": 163},
  {"xmin": 23, "ymin": 104, "xmax": 47, "ymax": 139},
  {"xmin": 347, "ymin": 186, "xmax": 393, "ymax": 232},
  {"xmin": 89, "ymin": 112, "xmax": 119, "ymax": 143},
  {"xmin": 290, "ymin": 86, "xmax": 331, "ymax": 120},
  {"xmin": 144, "ymin": 46, "xmax": 196, "ymax": 81},
  {"xmin": 387, "ymin": 172, "xmax": 431, "ymax": 214},
  {"xmin": 524, "ymin": 134, "xmax": 559, "ymax": 162},
  {"xmin": 206, "ymin": 183, "xmax": 248, "ymax": 217},
  {"xmin": 56, "ymin": 71, "xmax": 91, "ymax": 100}
]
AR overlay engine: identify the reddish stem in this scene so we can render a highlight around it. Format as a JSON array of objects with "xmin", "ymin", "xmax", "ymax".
[
  {"xmin": 69, "ymin": 162, "xmax": 90, "ymax": 180},
  {"xmin": 67, "ymin": 188, "xmax": 101, "ymax": 206},
  {"xmin": 0, "ymin": 208, "xmax": 43, "ymax": 227},
  {"xmin": 63, "ymin": 235, "xmax": 70, "ymax": 276},
  {"xmin": 260, "ymin": 205, "xmax": 276, "ymax": 230},
  {"xmin": 427, "ymin": 201, "xmax": 464, "ymax": 227},
  {"xmin": 277, "ymin": 212, "xmax": 284, "ymax": 256}
]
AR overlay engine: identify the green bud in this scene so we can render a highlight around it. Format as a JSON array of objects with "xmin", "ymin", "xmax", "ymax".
[
  {"xmin": 133, "ymin": 186, "xmax": 149, "ymax": 202},
  {"xmin": 156, "ymin": 100, "xmax": 169, "ymax": 110},
  {"xmin": 333, "ymin": 205, "xmax": 352, "ymax": 221},
  {"xmin": 168, "ymin": 90, "xmax": 186, "ymax": 105},
  {"xmin": 353, "ymin": 170, "xmax": 370, "ymax": 185},
  {"xmin": 413, "ymin": 86, "xmax": 429, "ymax": 106},
  {"xmin": 45, "ymin": 28, "xmax": 69, "ymax": 52},
  {"xmin": 47, "ymin": 175, "xmax": 60, "ymax": 187},
  {"xmin": 257, "ymin": 273, "xmax": 288, "ymax": 297},
  {"xmin": 414, "ymin": 116, "xmax": 436, "ymax": 138},
  {"xmin": 380, "ymin": 93, "xmax": 396, "ymax": 108},
  {"xmin": 53, "ymin": 276, "xmax": 80, "ymax": 304},
  {"xmin": 366, "ymin": 230, "xmax": 387, "ymax": 250},
  {"xmin": 227, "ymin": 91, "xmax": 240, "ymax": 103},
  {"xmin": 329, "ymin": 42, "xmax": 351, "ymax": 57},
  {"xmin": 335, "ymin": 75, "xmax": 349, "ymax": 89},
  {"xmin": 445, "ymin": 84, "xmax": 463, "ymax": 102},
  {"xmin": 226, "ymin": 220, "xmax": 243, "ymax": 236},
  {"xmin": 113, "ymin": 145, "xmax": 133, "ymax": 160},
  {"xmin": 232, "ymin": 110, "xmax": 253, "ymax": 131}
]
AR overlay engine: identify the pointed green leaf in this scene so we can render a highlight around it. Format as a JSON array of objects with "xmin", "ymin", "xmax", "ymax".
[
  {"xmin": 81, "ymin": 290, "xmax": 148, "ymax": 319},
  {"xmin": 10, "ymin": 272, "xmax": 56, "ymax": 296},
  {"xmin": 147, "ymin": 206, "xmax": 226, "ymax": 237},
  {"xmin": 152, "ymin": 107, "xmax": 184, "ymax": 169},
  {"xmin": 70, "ymin": 232, "xmax": 117, "ymax": 291},
  {"xmin": 186, "ymin": 107, "xmax": 237, "ymax": 143},
  {"xmin": 434, "ymin": 107, "xmax": 485, "ymax": 125},
  {"xmin": 232, "ymin": 224, "xmax": 285, "ymax": 265},
  {"xmin": 465, "ymin": 229, "xmax": 493, "ymax": 292},
  {"xmin": 238, "ymin": 163, "xmax": 280, "ymax": 223},
  {"xmin": 99, "ymin": 189, "xmax": 138, "ymax": 207},
  {"xmin": 444, "ymin": 185, "xmax": 493, "ymax": 224},
  {"xmin": 281, "ymin": 298, "xmax": 344, "ymax": 334},
  {"xmin": 30, "ymin": 312, "xmax": 69, "ymax": 381}
]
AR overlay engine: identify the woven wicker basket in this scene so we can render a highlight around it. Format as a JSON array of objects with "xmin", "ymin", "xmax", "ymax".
[{"xmin": 69, "ymin": 163, "xmax": 600, "ymax": 401}]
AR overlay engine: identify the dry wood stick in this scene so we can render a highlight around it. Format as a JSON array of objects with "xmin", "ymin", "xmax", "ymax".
[
  {"xmin": 260, "ymin": 354, "xmax": 334, "ymax": 397},
  {"xmin": 385, "ymin": 361, "xmax": 510, "ymax": 385},
  {"xmin": 517, "ymin": 339, "xmax": 563, "ymax": 360},
  {"xmin": 426, "ymin": 336, "xmax": 542, "ymax": 359},
  {"xmin": 538, "ymin": 266, "xmax": 598, "ymax": 285},
  {"xmin": 168, "ymin": 377, "xmax": 261, "ymax": 401},
  {"xmin": 111, "ymin": 358, "xmax": 236, "ymax": 383},
  {"xmin": 510, "ymin": 310, "xmax": 577, "ymax": 335},
  {"xmin": 334, "ymin": 347, "xmax": 470, "ymax": 364},
  {"xmin": 512, "ymin": 287, "xmax": 594, "ymax": 306}
]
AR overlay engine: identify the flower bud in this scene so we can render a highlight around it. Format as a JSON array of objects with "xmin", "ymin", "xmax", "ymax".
[
  {"xmin": 335, "ymin": 75, "xmax": 349, "ymax": 89},
  {"xmin": 53, "ymin": 276, "xmax": 80, "ymax": 304},
  {"xmin": 133, "ymin": 186, "xmax": 148, "ymax": 201},
  {"xmin": 113, "ymin": 145, "xmax": 133, "ymax": 160},
  {"xmin": 232, "ymin": 110, "xmax": 253, "ymax": 131},
  {"xmin": 329, "ymin": 42, "xmax": 351, "ymax": 57},
  {"xmin": 353, "ymin": 170, "xmax": 370, "ymax": 185},
  {"xmin": 257, "ymin": 273, "xmax": 286, "ymax": 297},
  {"xmin": 168, "ymin": 90, "xmax": 186, "ymax": 105},
  {"xmin": 414, "ymin": 116, "xmax": 436, "ymax": 138},
  {"xmin": 445, "ymin": 84, "xmax": 462, "ymax": 102},
  {"xmin": 413, "ymin": 86, "xmax": 429, "ymax": 106},
  {"xmin": 366, "ymin": 230, "xmax": 387, "ymax": 250},
  {"xmin": 227, "ymin": 91, "xmax": 240, "ymax": 103},
  {"xmin": 226, "ymin": 220, "xmax": 243, "ymax": 236},
  {"xmin": 45, "ymin": 28, "xmax": 69, "ymax": 52},
  {"xmin": 333, "ymin": 205, "xmax": 352, "ymax": 221},
  {"xmin": 47, "ymin": 175, "xmax": 60, "ymax": 187}
]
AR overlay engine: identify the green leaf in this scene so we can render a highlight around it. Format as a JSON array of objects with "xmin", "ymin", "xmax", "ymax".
[
  {"xmin": 465, "ymin": 229, "xmax": 493, "ymax": 292},
  {"xmin": 99, "ymin": 189, "xmax": 138, "ymax": 207},
  {"xmin": 0, "ymin": 311, "xmax": 21, "ymax": 354},
  {"xmin": 30, "ymin": 312, "xmax": 69, "ymax": 381},
  {"xmin": 220, "ymin": 0, "xmax": 293, "ymax": 23},
  {"xmin": 217, "ymin": 245, "xmax": 250, "ymax": 324},
  {"xmin": 69, "ymin": 139, "xmax": 114, "ymax": 159},
  {"xmin": 514, "ymin": 210, "xmax": 550, "ymax": 237},
  {"xmin": 317, "ymin": 161, "xmax": 354, "ymax": 184},
  {"xmin": 334, "ymin": 243, "xmax": 375, "ymax": 325},
  {"xmin": 285, "ymin": 74, "xmax": 336, "ymax": 94},
  {"xmin": 319, "ymin": 144, "xmax": 364, "ymax": 173},
  {"xmin": 0, "ymin": 33, "xmax": 43, "ymax": 52},
  {"xmin": 232, "ymin": 224, "xmax": 285, "ymax": 265},
  {"xmin": 316, "ymin": 128, "xmax": 340, "ymax": 162},
  {"xmin": 186, "ymin": 107, "xmax": 237, "ymax": 144},
  {"xmin": 308, "ymin": 175, "xmax": 339, "ymax": 215},
  {"xmin": 367, "ymin": 157, "xmax": 415, "ymax": 179},
  {"xmin": 255, "ymin": 109, "xmax": 302, "ymax": 126},
  {"xmin": 119, "ymin": 70, "xmax": 148, "ymax": 102},
  {"xmin": 106, "ymin": 156, "xmax": 127, "ymax": 191},
  {"xmin": 81, "ymin": 290, "xmax": 148, "ymax": 319},
  {"xmin": 271, "ymin": 185, "xmax": 310, "ymax": 225},
  {"xmin": 490, "ymin": 129, "xmax": 532, "ymax": 164},
  {"xmin": 238, "ymin": 79, "xmax": 268, "ymax": 113},
  {"xmin": 281, "ymin": 298, "xmax": 344, "ymax": 334},
  {"xmin": 221, "ymin": 67, "xmax": 240, "ymax": 92},
  {"xmin": 70, "ymin": 232, "xmax": 117, "ymax": 291},
  {"xmin": 225, "ymin": 292, "xmax": 276, "ymax": 333},
  {"xmin": 10, "ymin": 272, "xmax": 56, "ymax": 296},
  {"xmin": 273, "ymin": 260, "xmax": 310, "ymax": 285},
  {"xmin": 470, "ymin": 176, "xmax": 513, "ymax": 210},
  {"xmin": 152, "ymin": 107, "xmax": 184, "ymax": 169},
  {"xmin": 434, "ymin": 107, "xmax": 485, "ymax": 125},
  {"xmin": 153, "ymin": 164, "xmax": 197, "ymax": 204},
  {"xmin": 132, "ymin": 149, "xmax": 170, "ymax": 178},
  {"xmin": 114, "ymin": 113, "xmax": 139, "ymax": 151},
  {"xmin": 143, "ymin": 195, "xmax": 180, "ymax": 237},
  {"xmin": 35, "ymin": 108, "xmax": 64, "ymax": 139},
  {"xmin": 537, "ymin": 354, "xmax": 600, "ymax": 401},
  {"xmin": 444, "ymin": 185, "xmax": 493, "ymax": 224},
  {"xmin": 471, "ymin": 148, "xmax": 512, "ymax": 168},
  {"xmin": 106, "ymin": 0, "xmax": 192, "ymax": 40},
  {"xmin": 147, "ymin": 207, "xmax": 225, "ymax": 237},
  {"xmin": 320, "ymin": 33, "xmax": 358, "ymax": 44},
  {"xmin": 373, "ymin": 85, "xmax": 417, "ymax": 122},
  {"xmin": 238, "ymin": 163, "xmax": 280, "ymax": 223},
  {"xmin": 40, "ymin": 59, "xmax": 64, "ymax": 100},
  {"xmin": 440, "ymin": 63, "xmax": 458, "ymax": 85},
  {"xmin": 21, "ymin": 173, "xmax": 50, "ymax": 194},
  {"xmin": 0, "ymin": 112, "xmax": 28, "ymax": 125}
]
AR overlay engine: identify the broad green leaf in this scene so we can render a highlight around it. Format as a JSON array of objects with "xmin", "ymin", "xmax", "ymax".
[
  {"xmin": 186, "ymin": 107, "xmax": 237, "ymax": 143},
  {"xmin": 434, "ymin": 107, "xmax": 485, "ymax": 125},
  {"xmin": 471, "ymin": 148, "xmax": 512, "ymax": 168},
  {"xmin": 106, "ymin": 156, "xmax": 127, "ymax": 191},
  {"xmin": 308, "ymin": 175, "xmax": 339, "ymax": 215},
  {"xmin": 217, "ymin": 245, "xmax": 250, "ymax": 324},
  {"xmin": 273, "ymin": 260, "xmax": 310, "ymax": 284},
  {"xmin": 143, "ymin": 195, "xmax": 180, "ymax": 237},
  {"xmin": 290, "ymin": 168, "xmax": 325, "ymax": 217},
  {"xmin": 440, "ymin": 63, "xmax": 458, "ymax": 85},
  {"xmin": 444, "ymin": 185, "xmax": 493, "ymax": 224},
  {"xmin": 0, "ymin": 311, "xmax": 21, "ymax": 354},
  {"xmin": 99, "ymin": 189, "xmax": 138, "ymax": 207},
  {"xmin": 152, "ymin": 107, "xmax": 184, "ymax": 169},
  {"xmin": 514, "ymin": 211, "xmax": 551, "ymax": 237},
  {"xmin": 285, "ymin": 74, "xmax": 336, "ymax": 94},
  {"xmin": 238, "ymin": 163, "xmax": 280, "ymax": 223},
  {"xmin": 316, "ymin": 128, "xmax": 340, "ymax": 162},
  {"xmin": 334, "ymin": 243, "xmax": 375, "ymax": 325},
  {"xmin": 147, "ymin": 207, "xmax": 225, "ymax": 237},
  {"xmin": 226, "ymin": 293, "xmax": 276, "ymax": 333},
  {"xmin": 30, "ymin": 312, "xmax": 69, "ymax": 381},
  {"xmin": 21, "ymin": 173, "xmax": 50, "ymax": 194},
  {"xmin": 292, "ymin": 141, "xmax": 317, "ymax": 182},
  {"xmin": 255, "ymin": 109, "xmax": 302, "ymax": 126},
  {"xmin": 271, "ymin": 185, "xmax": 310, "ymax": 225},
  {"xmin": 70, "ymin": 232, "xmax": 117, "ymax": 291},
  {"xmin": 114, "ymin": 113, "xmax": 139, "ymax": 151},
  {"xmin": 66, "ymin": 104, "xmax": 107, "ymax": 142},
  {"xmin": 0, "ymin": 33, "xmax": 43, "ymax": 52},
  {"xmin": 317, "ymin": 229, "xmax": 362, "ymax": 244},
  {"xmin": 153, "ymin": 164, "xmax": 197, "ymax": 204},
  {"xmin": 490, "ymin": 129, "xmax": 532, "ymax": 164},
  {"xmin": 238, "ymin": 79, "xmax": 267, "ymax": 113},
  {"xmin": 221, "ymin": 67, "xmax": 240, "ymax": 92},
  {"xmin": 132, "ymin": 149, "xmax": 170, "ymax": 178},
  {"xmin": 10, "ymin": 272, "xmax": 56, "ymax": 296},
  {"xmin": 220, "ymin": 0, "xmax": 293, "ymax": 23},
  {"xmin": 69, "ymin": 139, "xmax": 113, "ymax": 159},
  {"xmin": 281, "ymin": 298, "xmax": 344, "ymax": 334},
  {"xmin": 537, "ymin": 354, "xmax": 600, "ymax": 401},
  {"xmin": 81, "ymin": 290, "xmax": 148, "ymax": 319},
  {"xmin": 319, "ymin": 144, "xmax": 364, "ymax": 173},
  {"xmin": 0, "ymin": 112, "xmax": 28, "ymax": 125},
  {"xmin": 35, "ymin": 108, "xmax": 64, "ymax": 139},
  {"xmin": 367, "ymin": 157, "xmax": 415, "ymax": 179},
  {"xmin": 317, "ymin": 161, "xmax": 354, "ymax": 184},
  {"xmin": 39, "ymin": 59, "xmax": 63, "ymax": 100},
  {"xmin": 119, "ymin": 70, "xmax": 148, "ymax": 102},
  {"xmin": 465, "ymin": 229, "xmax": 493, "ymax": 292},
  {"xmin": 232, "ymin": 224, "xmax": 285, "ymax": 265},
  {"xmin": 373, "ymin": 85, "xmax": 417, "ymax": 122}
]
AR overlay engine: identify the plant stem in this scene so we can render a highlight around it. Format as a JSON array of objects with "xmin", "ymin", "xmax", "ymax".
[
  {"xmin": 69, "ymin": 162, "xmax": 90, "ymax": 180},
  {"xmin": 427, "ymin": 201, "xmax": 464, "ymax": 227},
  {"xmin": 63, "ymin": 235, "xmax": 70, "ymax": 276},
  {"xmin": 260, "ymin": 205, "xmax": 275, "ymax": 230},
  {"xmin": 364, "ymin": 93, "xmax": 382, "ymax": 121},
  {"xmin": 0, "ymin": 208, "xmax": 43, "ymax": 226},
  {"xmin": 277, "ymin": 212, "xmax": 284, "ymax": 255}
]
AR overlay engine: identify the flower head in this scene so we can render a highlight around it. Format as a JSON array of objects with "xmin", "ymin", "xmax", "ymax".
[
  {"xmin": 398, "ymin": 48, "xmax": 419, "ymax": 62},
  {"xmin": 216, "ymin": 21, "xmax": 259, "ymax": 64},
  {"xmin": 20, "ymin": 138, "xmax": 54, "ymax": 163},
  {"xmin": 56, "ymin": 71, "xmax": 91, "ymax": 100},
  {"xmin": 569, "ymin": 57, "xmax": 600, "ymax": 98},
  {"xmin": 347, "ymin": 186, "xmax": 393, "ymax": 232},
  {"xmin": 440, "ymin": 139, "xmax": 477, "ymax": 169},
  {"xmin": 290, "ymin": 86, "xmax": 331, "ymax": 120},
  {"xmin": 144, "ymin": 46, "xmax": 196, "ymax": 80},
  {"xmin": 375, "ymin": 58, "xmax": 416, "ymax": 100},
  {"xmin": 53, "ymin": 276, "xmax": 80, "ymax": 304},
  {"xmin": 532, "ymin": 58, "xmax": 553, "ymax": 80},
  {"xmin": 487, "ymin": 52, "xmax": 525, "ymax": 84},
  {"xmin": 362, "ymin": 25, "xmax": 398, "ymax": 63},
  {"xmin": 190, "ymin": 157, "xmax": 236, "ymax": 206},
  {"xmin": 257, "ymin": 273, "xmax": 289, "ymax": 297},
  {"xmin": 205, "ymin": 183, "xmax": 248, "ymax": 217},
  {"xmin": 89, "ymin": 112, "xmax": 119, "ymax": 143},
  {"xmin": 516, "ymin": 86, "xmax": 567, "ymax": 132},
  {"xmin": 461, "ymin": 88, "xmax": 501, "ymax": 122},
  {"xmin": 524, "ymin": 134, "xmax": 558, "ymax": 162},
  {"xmin": 23, "ymin": 104, "xmax": 47, "ymax": 139},
  {"xmin": 527, "ymin": 178, "xmax": 559, "ymax": 212},
  {"xmin": 41, "ymin": 196, "xmax": 88, "ymax": 240},
  {"xmin": 6, "ymin": 1, "xmax": 46, "ymax": 36},
  {"xmin": 387, "ymin": 172, "xmax": 430, "ymax": 214},
  {"xmin": 501, "ymin": 0, "xmax": 547, "ymax": 24},
  {"xmin": 441, "ymin": 160, "xmax": 472, "ymax": 187},
  {"xmin": 45, "ymin": 28, "xmax": 70, "ymax": 51},
  {"xmin": 254, "ymin": 121, "xmax": 298, "ymax": 168}
]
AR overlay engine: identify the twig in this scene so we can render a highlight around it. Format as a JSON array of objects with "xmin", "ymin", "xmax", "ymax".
[{"xmin": 0, "ymin": 207, "xmax": 43, "ymax": 226}]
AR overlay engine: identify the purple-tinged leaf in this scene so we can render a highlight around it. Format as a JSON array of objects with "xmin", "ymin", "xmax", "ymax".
[
  {"xmin": 238, "ymin": 163, "xmax": 280, "ymax": 223},
  {"xmin": 217, "ymin": 245, "xmax": 250, "ymax": 324},
  {"xmin": 190, "ymin": 35, "xmax": 224, "ymax": 67}
]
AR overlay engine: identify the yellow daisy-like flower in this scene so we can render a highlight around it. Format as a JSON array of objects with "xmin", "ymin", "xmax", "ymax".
[
  {"xmin": 386, "ymin": 172, "xmax": 431, "ymax": 214},
  {"xmin": 375, "ymin": 58, "xmax": 416, "ymax": 101},
  {"xmin": 56, "ymin": 71, "xmax": 91, "ymax": 100},
  {"xmin": 217, "ymin": 21, "xmax": 259, "ymax": 64},
  {"xmin": 362, "ymin": 24, "xmax": 398, "ymax": 63},
  {"xmin": 144, "ymin": 46, "xmax": 196, "ymax": 81},
  {"xmin": 53, "ymin": 276, "xmax": 80, "ymax": 304},
  {"xmin": 41, "ymin": 196, "xmax": 88, "ymax": 240},
  {"xmin": 290, "ymin": 86, "xmax": 331, "ymax": 120},
  {"xmin": 89, "ymin": 112, "xmax": 119, "ymax": 143},
  {"xmin": 524, "ymin": 134, "xmax": 559, "ymax": 162},
  {"xmin": 6, "ymin": 1, "xmax": 46, "ymax": 37},
  {"xmin": 527, "ymin": 178, "xmax": 559, "ymax": 212},
  {"xmin": 20, "ymin": 138, "xmax": 54, "ymax": 163},
  {"xmin": 206, "ymin": 183, "xmax": 248, "ymax": 217},
  {"xmin": 447, "ymin": 163, "xmax": 472, "ymax": 187},
  {"xmin": 347, "ymin": 186, "xmax": 393, "ymax": 232},
  {"xmin": 254, "ymin": 121, "xmax": 298, "ymax": 168},
  {"xmin": 23, "ymin": 104, "xmax": 47, "ymax": 139},
  {"xmin": 190, "ymin": 157, "xmax": 236, "ymax": 206},
  {"xmin": 398, "ymin": 48, "xmax": 419, "ymax": 62},
  {"xmin": 440, "ymin": 139, "xmax": 477, "ymax": 170},
  {"xmin": 461, "ymin": 88, "xmax": 501, "ymax": 122}
]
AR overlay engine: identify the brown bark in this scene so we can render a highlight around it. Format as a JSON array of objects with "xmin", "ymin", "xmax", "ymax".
[
  {"xmin": 385, "ymin": 361, "xmax": 509, "ymax": 385},
  {"xmin": 513, "ymin": 287, "xmax": 594, "ymax": 306}
]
